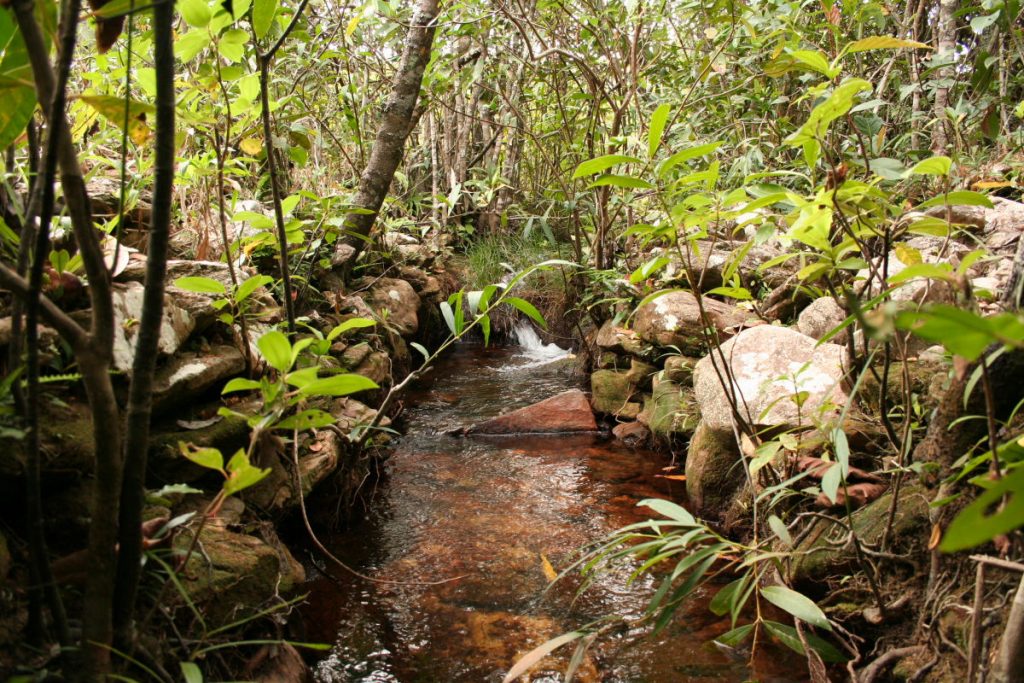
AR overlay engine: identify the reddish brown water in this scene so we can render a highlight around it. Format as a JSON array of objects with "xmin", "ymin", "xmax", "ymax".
[{"xmin": 302, "ymin": 344, "xmax": 805, "ymax": 682}]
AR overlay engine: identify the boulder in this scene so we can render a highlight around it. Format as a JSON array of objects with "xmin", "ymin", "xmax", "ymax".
[
  {"xmin": 625, "ymin": 358, "xmax": 657, "ymax": 390},
  {"xmin": 685, "ymin": 421, "xmax": 744, "ymax": 516},
  {"xmin": 595, "ymin": 320, "xmax": 649, "ymax": 357},
  {"xmin": 637, "ymin": 380, "xmax": 699, "ymax": 440},
  {"xmin": 151, "ymin": 345, "xmax": 246, "ymax": 412},
  {"xmin": 340, "ymin": 341, "xmax": 372, "ymax": 369},
  {"xmin": 174, "ymin": 524, "xmax": 305, "ymax": 623},
  {"xmin": 330, "ymin": 397, "xmax": 390, "ymax": 437},
  {"xmin": 590, "ymin": 370, "xmax": 640, "ymax": 418},
  {"xmin": 612, "ymin": 421, "xmax": 650, "ymax": 447},
  {"xmin": 244, "ymin": 428, "xmax": 341, "ymax": 512},
  {"xmin": 797, "ymin": 296, "xmax": 848, "ymax": 343},
  {"xmin": 353, "ymin": 351, "xmax": 391, "ymax": 386},
  {"xmin": 662, "ymin": 355, "xmax": 698, "ymax": 386},
  {"xmin": 360, "ymin": 277, "xmax": 421, "ymax": 338},
  {"xmin": 693, "ymin": 325, "xmax": 848, "ymax": 434},
  {"xmin": 468, "ymin": 389, "xmax": 597, "ymax": 435},
  {"xmin": 634, "ymin": 290, "xmax": 748, "ymax": 354},
  {"xmin": 74, "ymin": 282, "xmax": 195, "ymax": 372},
  {"xmin": 148, "ymin": 406, "xmax": 252, "ymax": 484}
]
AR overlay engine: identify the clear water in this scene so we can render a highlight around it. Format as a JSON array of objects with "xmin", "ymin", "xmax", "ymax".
[{"xmin": 301, "ymin": 342, "xmax": 805, "ymax": 683}]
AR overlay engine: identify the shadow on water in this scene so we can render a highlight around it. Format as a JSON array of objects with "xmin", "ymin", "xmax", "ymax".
[{"xmin": 301, "ymin": 340, "xmax": 807, "ymax": 682}]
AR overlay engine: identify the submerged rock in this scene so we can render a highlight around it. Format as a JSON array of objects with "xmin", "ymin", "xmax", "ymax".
[
  {"xmin": 693, "ymin": 325, "xmax": 848, "ymax": 434},
  {"xmin": 612, "ymin": 421, "xmax": 650, "ymax": 447},
  {"xmin": 467, "ymin": 389, "xmax": 598, "ymax": 435}
]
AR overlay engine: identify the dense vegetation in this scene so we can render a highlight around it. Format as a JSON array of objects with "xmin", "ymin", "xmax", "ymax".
[{"xmin": 2, "ymin": 0, "xmax": 1024, "ymax": 680}]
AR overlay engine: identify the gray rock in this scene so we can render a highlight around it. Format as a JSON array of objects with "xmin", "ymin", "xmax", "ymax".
[
  {"xmin": 693, "ymin": 325, "xmax": 847, "ymax": 433},
  {"xmin": 685, "ymin": 421, "xmax": 744, "ymax": 515},
  {"xmin": 151, "ymin": 345, "xmax": 246, "ymax": 412},
  {"xmin": 797, "ymin": 296, "xmax": 847, "ymax": 343},
  {"xmin": 102, "ymin": 282, "xmax": 196, "ymax": 372},
  {"xmin": 595, "ymin": 319, "xmax": 649, "ymax": 357},
  {"xmin": 634, "ymin": 290, "xmax": 748, "ymax": 355},
  {"xmin": 361, "ymin": 277, "xmax": 421, "ymax": 338}
]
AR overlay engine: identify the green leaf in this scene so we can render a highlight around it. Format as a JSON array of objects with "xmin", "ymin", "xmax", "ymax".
[
  {"xmin": 821, "ymin": 462, "xmax": 842, "ymax": 504},
  {"xmin": 761, "ymin": 585, "xmax": 831, "ymax": 630},
  {"xmin": 326, "ymin": 317, "xmax": 376, "ymax": 341},
  {"xmin": 233, "ymin": 274, "xmax": 273, "ymax": 303},
  {"xmin": 410, "ymin": 342, "xmax": 430, "ymax": 363},
  {"xmin": 571, "ymin": 154, "xmax": 643, "ymax": 179},
  {"xmin": 941, "ymin": 465, "xmax": 1024, "ymax": 551},
  {"xmin": 845, "ymin": 36, "xmax": 931, "ymax": 53},
  {"xmin": 629, "ymin": 256, "xmax": 669, "ymax": 284},
  {"xmin": 179, "ymin": 443, "xmax": 224, "ymax": 473},
  {"xmin": 715, "ymin": 624, "xmax": 754, "ymax": 648},
  {"xmin": 223, "ymin": 449, "xmax": 271, "ymax": 496},
  {"xmin": 587, "ymin": 174, "xmax": 654, "ymax": 190},
  {"xmin": 257, "ymin": 330, "xmax": 292, "ymax": 373},
  {"xmin": 786, "ymin": 79, "xmax": 873, "ymax": 149},
  {"xmin": 275, "ymin": 409, "xmax": 337, "ymax": 431},
  {"xmin": 789, "ymin": 49, "xmax": 838, "ymax": 78},
  {"xmin": 908, "ymin": 155, "xmax": 952, "ymax": 176},
  {"xmin": 915, "ymin": 191, "xmax": 994, "ymax": 210},
  {"xmin": 657, "ymin": 141, "xmax": 723, "ymax": 178},
  {"xmin": 887, "ymin": 262, "xmax": 953, "ymax": 284},
  {"xmin": 439, "ymin": 301, "xmax": 457, "ymax": 335},
  {"xmin": 252, "ymin": 0, "xmax": 278, "ymax": 39},
  {"xmin": 297, "ymin": 374, "xmax": 379, "ymax": 397},
  {"xmin": 710, "ymin": 577, "xmax": 747, "ymax": 616},
  {"xmin": 178, "ymin": 0, "xmax": 212, "ymax": 27},
  {"xmin": 173, "ymin": 276, "xmax": 227, "ymax": 294},
  {"xmin": 222, "ymin": 377, "xmax": 262, "ymax": 394},
  {"xmin": 638, "ymin": 498, "xmax": 696, "ymax": 525},
  {"xmin": 175, "ymin": 28, "xmax": 212, "ymax": 61},
  {"xmin": 502, "ymin": 631, "xmax": 587, "ymax": 683},
  {"xmin": 705, "ymin": 286, "xmax": 752, "ymax": 300},
  {"xmin": 180, "ymin": 662, "xmax": 203, "ymax": 683},
  {"xmin": 763, "ymin": 621, "xmax": 847, "ymax": 662},
  {"xmin": 218, "ymin": 28, "xmax": 248, "ymax": 63},
  {"xmin": 896, "ymin": 305, "xmax": 1024, "ymax": 361},
  {"xmin": 504, "ymin": 296, "xmax": 547, "ymax": 329},
  {"xmin": 648, "ymin": 103, "xmax": 671, "ymax": 158},
  {"xmin": 769, "ymin": 514, "xmax": 792, "ymax": 547}
]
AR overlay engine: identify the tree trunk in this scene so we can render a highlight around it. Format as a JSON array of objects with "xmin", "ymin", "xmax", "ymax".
[
  {"xmin": 931, "ymin": 0, "xmax": 956, "ymax": 153},
  {"xmin": 332, "ymin": 0, "xmax": 440, "ymax": 269}
]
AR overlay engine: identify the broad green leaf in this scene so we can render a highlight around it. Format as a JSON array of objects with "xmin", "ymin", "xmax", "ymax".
[
  {"xmin": 941, "ymin": 465, "xmax": 1024, "ymax": 551},
  {"xmin": 648, "ymin": 103, "xmax": 671, "ymax": 158},
  {"xmin": 222, "ymin": 377, "xmax": 262, "ymax": 394},
  {"xmin": 788, "ymin": 202, "xmax": 833, "ymax": 252},
  {"xmin": 173, "ymin": 276, "xmax": 227, "ymax": 294},
  {"xmin": 789, "ymin": 49, "xmax": 837, "ymax": 78},
  {"xmin": 252, "ymin": 0, "xmax": 278, "ymax": 39},
  {"xmin": 638, "ymin": 498, "xmax": 696, "ymax": 525},
  {"xmin": 786, "ymin": 79, "xmax": 872, "ymax": 149},
  {"xmin": 180, "ymin": 662, "xmax": 203, "ymax": 683},
  {"xmin": 657, "ymin": 141, "xmax": 723, "ymax": 178},
  {"xmin": 218, "ymin": 29, "xmax": 248, "ymax": 63},
  {"xmin": 915, "ymin": 191, "xmax": 994, "ymax": 210},
  {"xmin": 410, "ymin": 342, "xmax": 430, "ymax": 362},
  {"xmin": 868, "ymin": 157, "xmax": 909, "ymax": 180},
  {"xmin": 504, "ymin": 296, "xmax": 547, "ymax": 329},
  {"xmin": 895, "ymin": 306, "xmax": 1006, "ymax": 361},
  {"xmin": 893, "ymin": 243, "xmax": 922, "ymax": 266},
  {"xmin": 821, "ymin": 462, "xmax": 842, "ymax": 504},
  {"xmin": 705, "ymin": 286, "xmax": 752, "ymax": 300},
  {"xmin": 763, "ymin": 621, "xmax": 846, "ymax": 662},
  {"xmin": 629, "ymin": 256, "xmax": 669, "ymax": 284},
  {"xmin": 257, "ymin": 330, "xmax": 292, "ymax": 373},
  {"xmin": 769, "ymin": 514, "xmax": 792, "ymax": 547},
  {"xmin": 178, "ymin": 0, "xmax": 212, "ymax": 27},
  {"xmin": 845, "ymin": 36, "xmax": 931, "ymax": 53},
  {"xmin": 223, "ymin": 450, "xmax": 271, "ymax": 496},
  {"xmin": 907, "ymin": 216, "xmax": 951, "ymax": 236},
  {"xmin": 175, "ymin": 28, "xmax": 212, "ymax": 60},
  {"xmin": 0, "ymin": 9, "xmax": 39, "ymax": 152},
  {"xmin": 233, "ymin": 274, "xmax": 273, "ymax": 303},
  {"xmin": 761, "ymin": 585, "xmax": 830, "ymax": 630},
  {"xmin": 298, "ymin": 374, "xmax": 379, "ymax": 397},
  {"xmin": 275, "ymin": 409, "xmax": 337, "ymax": 431},
  {"xmin": 710, "ymin": 577, "xmax": 747, "ymax": 616},
  {"xmin": 908, "ymin": 155, "xmax": 952, "ymax": 176},
  {"xmin": 887, "ymin": 262, "xmax": 953, "ymax": 284},
  {"xmin": 715, "ymin": 624, "xmax": 754, "ymax": 648},
  {"xmin": 439, "ymin": 301, "xmax": 457, "ymax": 335},
  {"xmin": 587, "ymin": 174, "xmax": 654, "ymax": 190},
  {"xmin": 326, "ymin": 317, "xmax": 376, "ymax": 341},
  {"xmin": 179, "ymin": 443, "xmax": 224, "ymax": 473},
  {"xmin": 571, "ymin": 154, "xmax": 643, "ymax": 179}
]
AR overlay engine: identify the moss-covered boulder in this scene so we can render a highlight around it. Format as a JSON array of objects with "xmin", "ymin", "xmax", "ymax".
[
  {"xmin": 789, "ymin": 483, "xmax": 930, "ymax": 588},
  {"xmin": 638, "ymin": 380, "xmax": 699, "ymax": 440},
  {"xmin": 590, "ymin": 369, "xmax": 641, "ymax": 418},
  {"xmin": 174, "ymin": 524, "xmax": 305, "ymax": 624},
  {"xmin": 626, "ymin": 359, "xmax": 657, "ymax": 390},
  {"xmin": 685, "ymin": 420, "xmax": 744, "ymax": 516},
  {"xmin": 148, "ymin": 408, "xmax": 251, "ymax": 484},
  {"xmin": 662, "ymin": 355, "xmax": 698, "ymax": 386}
]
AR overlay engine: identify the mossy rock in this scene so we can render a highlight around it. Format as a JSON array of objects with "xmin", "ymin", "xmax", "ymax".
[
  {"xmin": 174, "ymin": 524, "xmax": 305, "ymax": 624},
  {"xmin": 590, "ymin": 369, "xmax": 638, "ymax": 416},
  {"xmin": 626, "ymin": 359, "xmax": 658, "ymax": 390},
  {"xmin": 148, "ymin": 410, "xmax": 250, "ymax": 485},
  {"xmin": 640, "ymin": 380, "xmax": 699, "ymax": 440},
  {"xmin": 789, "ymin": 482, "xmax": 930, "ymax": 588},
  {"xmin": 858, "ymin": 360, "xmax": 946, "ymax": 415},
  {"xmin": 685, "ymin": 421, "xmax": 743, "ymax": 516},
  {"xmin": 662, "ymin": 355, "xmax": 698, "ymax": 386}
]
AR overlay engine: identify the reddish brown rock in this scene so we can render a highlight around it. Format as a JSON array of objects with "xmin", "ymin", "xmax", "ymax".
[
  {"xmin": 468, "ymin": 389, "xmax": 598, "ymax": 435},
  {"xmin": 612, "ymin": 421, "xmax": 650, "ymax": 447}
]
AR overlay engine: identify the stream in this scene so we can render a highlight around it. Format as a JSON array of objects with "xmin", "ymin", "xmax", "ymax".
[{"xmin": 301, "ymin": 326, "xmax": 802, "ymax": 682}]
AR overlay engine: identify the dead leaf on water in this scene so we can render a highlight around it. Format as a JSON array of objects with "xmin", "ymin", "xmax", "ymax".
[{"xmin": 540, "ymin": 553, "xmax": 557, "ymax": 582}]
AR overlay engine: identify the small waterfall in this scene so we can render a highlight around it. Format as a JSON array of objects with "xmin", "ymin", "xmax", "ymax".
[{"xmin": 504, "ymin": 320, "xmax": 570, "ymax": 370}]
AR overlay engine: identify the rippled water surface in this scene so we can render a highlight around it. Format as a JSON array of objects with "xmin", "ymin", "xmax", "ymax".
[{"xmin": 302, "ymin": 342, "xmax": 805, "ymax": 682}]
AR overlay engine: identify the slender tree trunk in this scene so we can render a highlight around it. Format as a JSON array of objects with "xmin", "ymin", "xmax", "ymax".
[
  {"xmin": 931, "ymin": 0, "xmax": 956, "ymax": 153},
  {"xmin": 332, "ymin": 0, "xmax": 440, "ymax": 269},
  {"xmin": 994, "ymin": 573, "xmax": 1024, "ymax": 683},
  {"xmin": 112, "ymin": 0, "xmax": 175, "ymax": 642}
]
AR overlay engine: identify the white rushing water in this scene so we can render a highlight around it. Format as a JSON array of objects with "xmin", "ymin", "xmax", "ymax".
[{"xmin": 501, "ymin": 320, "xmax": 571, "ymax": 370}]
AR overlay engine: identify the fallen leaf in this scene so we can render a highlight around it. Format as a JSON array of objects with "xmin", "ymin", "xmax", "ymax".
[
  {"xmin": 540, "ymin": 553, "xmax": 558, "ymax": 582},
  {"xmin": 176, "ymin": 416, "xmax": 222, "ymax": 430},
  {"xmin": 655, "ymin": 474, "xmax": 687, "ymax": 481},
  {"xmin": 928, "ymin": 523, "xmax": 942, "ymax": 550}
]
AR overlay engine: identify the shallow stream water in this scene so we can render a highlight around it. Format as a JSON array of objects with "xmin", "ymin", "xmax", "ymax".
[{"xmin": 302, "ymin": 332, "xmax": 804, "ymax": 682}]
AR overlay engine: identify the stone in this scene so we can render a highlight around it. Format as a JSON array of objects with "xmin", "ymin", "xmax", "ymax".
[
  {"xmin": 612, "ymin": 421, "xmax": 651, "ymax": 447},
  {"xmin": 340, "ymin": 341, "xmax": 372, "ymax": 369},
  {"xmin": 595, "ymin": 320, "xmax": 649, "ymax": 357},
  {"xmin": 685, "ymin": 421, "xmax": 744, "ymax": 516},
  {"xmin": 330, "ymin": 397, "xmax": 390, "ymax": 435},
  {"xmin": 360, "ymin": 277, "xmax": 421, "ymax": 338},
  {"xmin": 174, "ymin": 524, "xmax": 305, "ymax": 623},
  {"xmin": 244, "ymin": 428, "xmax": 341, "ymax": 512},
  {"xmin": 693, "ymin": 325, "xmax": 848, "ymax": 433},
  {"xmin": 468, "ymin": 389, "xmax": 598, "ymax": 435},
  {"xmin": 662, "ymin": 355, "xmax": 698, "ymax": 386},
  {"xmin": 637, "ymin": 380, "xmax": 699, "ymax": 440},
  {"xmin": 634, "ymin": 290, "xmax": 749, "ymax": 354},
  {"xmin": 353, "ymin": 350, "xmax": 390, "ymax": 386},
  {"xmin": 797, "ymin": 296, "xmax": 848, "ymax": 343},
  {"xmin": 590, "ymin": 369, "xmax": 638, "ymax": 417},
  {"xmin": 626, "ymin": 358, "xmax": 657, "ymax": 390},
  {"xmin": 396, "ymin": 243, "xmax": 435, "ymax": 268},
  {"xmin": 73, "ymin": 282, "xmax": 196, "ymax": 372},
  {"xmin": 148, "ymin": 404, "xmax": 252, "ymax": 483},
  {"xmin": 151, "ymin": 345, "xmax": 246, "ymax": 412}
]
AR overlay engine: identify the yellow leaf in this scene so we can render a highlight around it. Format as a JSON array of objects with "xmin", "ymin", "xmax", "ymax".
[
  {"xmin": 655, "ymin": 474, "xmax": 688, "ymax": 481},
  {"xmin": 539, "ymin": 553, "xmax": 557, "ymax": 583},
  {"xmin": 240, "ymin": 137, "xmax": 263, "ymax": 155},
  {"xmin": 973, "ymin": 181, "xmax": 1014, "ymax": 189}
]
